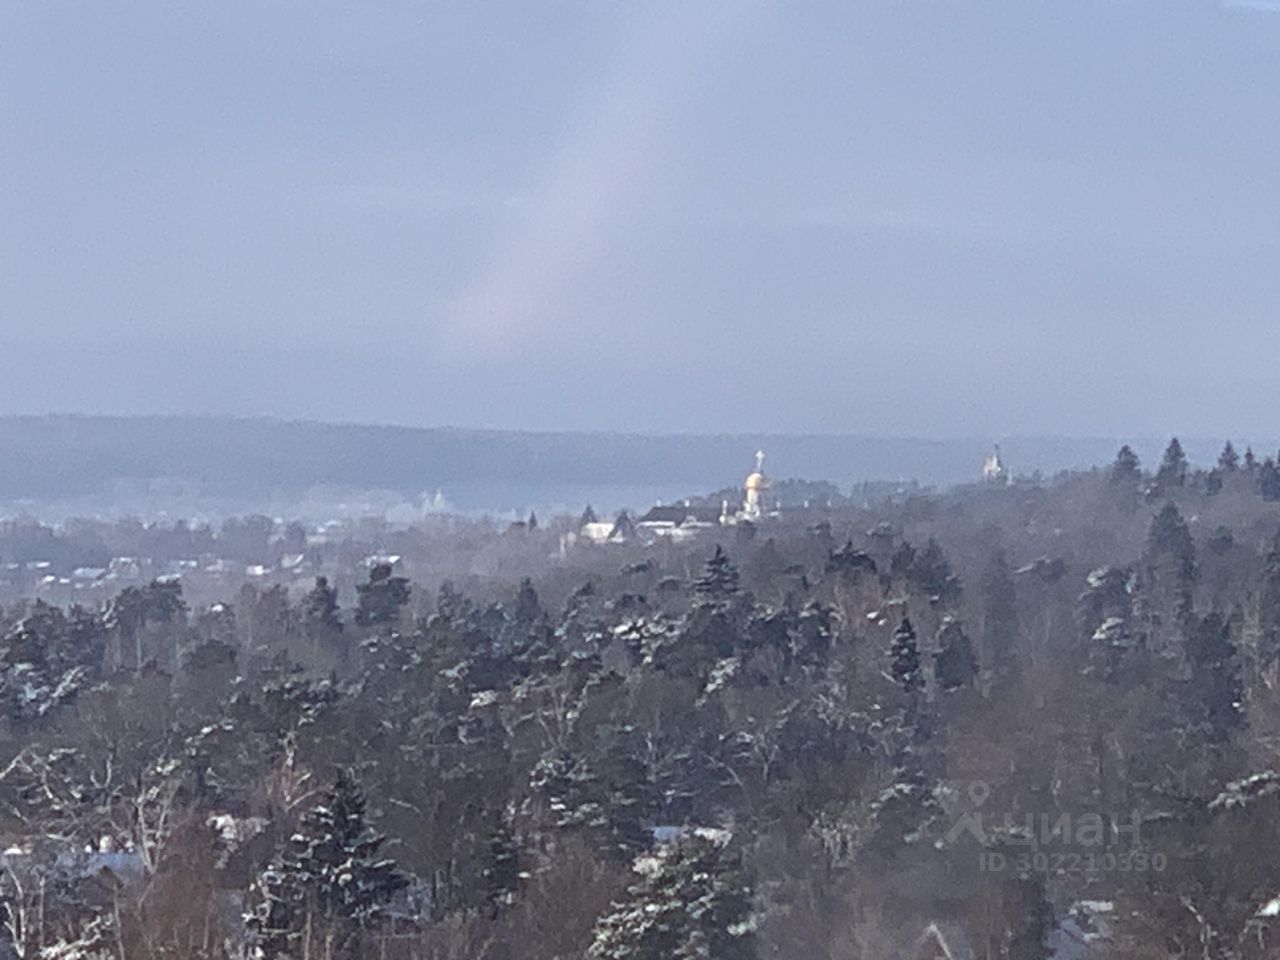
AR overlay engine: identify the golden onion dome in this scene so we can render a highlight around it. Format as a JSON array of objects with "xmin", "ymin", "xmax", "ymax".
[{"xmin": 744, "ymin": 472, "xmax": 768, "ymax": 491}]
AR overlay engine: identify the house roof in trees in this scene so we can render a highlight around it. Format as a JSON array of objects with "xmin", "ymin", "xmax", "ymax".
[
  {"xmin": 638, "ymin": 504, "xmax": 722, "ymax": 526},
  {"xmin": 639, "ymin": 505, "xmax": 689, "ymax": 525},
  {"xmin": 914, "ymin": 922, "xmax": 974, "ymax": 960}
]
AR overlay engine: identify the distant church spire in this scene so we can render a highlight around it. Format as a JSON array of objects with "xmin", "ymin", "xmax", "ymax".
[{"xmin": 982, "ymin": 444, "xmax": 1009, "ymax": 484}]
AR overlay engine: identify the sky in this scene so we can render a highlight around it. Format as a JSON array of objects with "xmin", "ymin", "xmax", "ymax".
[{"xmin": 3, "ymin": 1, "xmax": 1280, "ymax": 439}]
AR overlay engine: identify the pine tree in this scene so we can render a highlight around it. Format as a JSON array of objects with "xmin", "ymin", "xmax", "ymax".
[
  {"xmin": 1259, "ymin": 536, "xmax": 1280, "ymax": 666},
  {"xmin": 512, "ymin": 577, "xmax": 542, "ymax": 625},
  {"xmin": 934, "ymin": 619, "xmax": 978, "ymax": 691},
  {"xmin": 1218, "ymin": 440, "xmax": 1239, "ymax": 473},
  {"xmin": 530, "ymin": 746, "xmax": 652, "ymax": 857},
  {"xmin": 249, "ymin": 772, "xmax": 408, "ymax": 959},
  {"xmin": 1186, "ymin": 613, "xmax": 1243, "ymax": 741},
  {"xmin": 1148, "ymin": 504, "xmax": 1196, "ymax": 582},
  {"xmin": 980, "ymin": 550, "xmax": 1020, "ymax": 685},
  {"xmin": 304, "ymin": 576, "xmax": 342, "ymax": 635},
  {"xmin": 825, "ymin": 540, "xmax": 877, "ymax": 577},
  {"xmin": 1110, "ymin": 444, "xmax": 1142, "ymax": 485},
  {"xmin": 105, "ymin": 578, "xmax": 186, "ymax": 671},
  {"xmin": 694, "ymin": 546, "xmax": 740, "ymax": 603},
  {"xmin": 865, "ymin": 751, "xmax": 943, "ymax": 858},
  {"xmin": 436, "ymin": 579, "xmax": 472, "ymax": 622},
  {"xmin": 908, "ymin": 539, "xmax": 959, "ymax": 602},
  {"xmin": 481, "ymin": 821, "xmax": 521, "ymax": 915},
  {"xmin": 1259, "ymin": 459, "xmax": 1280, "ymax": 501},
  {"xmin": 1145, "ymin": 504, "xmax": 1197, "ymax": 651},
  {"xmin": 354, "ymin": 563, "xmax": 411, "ymax": 628},
  {"xmin": 890, "ymin": 617, "xmax": 924, "ymax": 694},
  {"xmin": 588, "ymin": 833, "xmax": 756, "ymax": 960},
  {"xmin": 1156, "ymin": 437, "xmax": 1188, "ymax": 490},
  {"xmin": 579, "ymin": 504, "xmax": 599, "ymax": 526}
]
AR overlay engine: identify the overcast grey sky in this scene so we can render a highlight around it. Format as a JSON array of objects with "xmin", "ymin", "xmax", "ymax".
[{"xmin": 2, "ymin": 1, "xmax": 1279, "ymax": 438}]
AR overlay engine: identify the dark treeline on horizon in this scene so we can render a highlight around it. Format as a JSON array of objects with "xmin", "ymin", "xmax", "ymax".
[{"xmin": 0, "ymin": 414, "xmax": 1249, "ymax": 509}]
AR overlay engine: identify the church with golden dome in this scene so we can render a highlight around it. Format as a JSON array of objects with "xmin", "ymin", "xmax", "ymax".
[
  {"xmin": 720, "ymin": 449, "xmax": 774, "ymax": 525},
  {"xmin": 739, "ymin": 449, "xmax": 770, "ymax": 522},
  {"xmin": 568, "ymin": 450, "xmax": 778, "ymax": 551}
]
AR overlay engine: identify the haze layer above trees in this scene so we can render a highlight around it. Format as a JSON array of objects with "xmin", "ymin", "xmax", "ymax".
[{"xmin": 0, "ymin": 415, "xmax": 1247, "ymax": 518}]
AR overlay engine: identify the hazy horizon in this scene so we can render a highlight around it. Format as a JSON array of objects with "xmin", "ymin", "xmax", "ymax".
[
  {"xmin": 0, "ymin": 410, "xmax": 1273, "ymax": 450},
  {"xmin": 5, "ymin": 1, "xmax": 1280, "ymax": 438},
  {"xmin": 0, "ymin": 413, "xmax": 1260, "ymax": 522}
]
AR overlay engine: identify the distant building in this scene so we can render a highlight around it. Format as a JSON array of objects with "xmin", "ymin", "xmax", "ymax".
[
  {"xmin": 637, "ymin": 503, "xmax": 721, "ymax": 541},
  {"xmin": 580, "ymin": 511, "xmax": 637, "ymax": 545},
  {"xmin": 562, "ymin": 450, "xmax": 778, "ymax": 553},
  {"xmin": 982, "ymin": 445, "xmax": 1010, "ymax": 485},
  {"xmin": 562, "ymin": 511, "xmax": 638, "ymax": 555},
  {"xmin": 721, "ymin": 450, "xmax": 777, "ymax": 525},
  {"xmin": 741, "ymin": 449, "xmax": 769, "ymax": 521}
]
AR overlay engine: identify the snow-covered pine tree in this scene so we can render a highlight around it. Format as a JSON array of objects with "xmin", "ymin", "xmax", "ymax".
[
  {"xmin": 889, "ymin": 617, "xmax": 924, "ymax": 695},
  {"xmin": 354, "ymin": 563, "xmax": 411, "ymax": 628},
  {"xmin": 587, "ymin": 832, "xmax": 756, "ymax": 960},
  {"xmin": 248, "ymin": 772, "xmax": 408, "ymax": 959},
  {"xmin": 865, "ymin": 755, "xmax": 943, "ymax": 857}
]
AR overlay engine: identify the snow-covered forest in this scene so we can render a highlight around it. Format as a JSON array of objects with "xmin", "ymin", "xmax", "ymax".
[{"xmin": 3, "ymin": 440, "xmax": 1280, "ymax": 959}]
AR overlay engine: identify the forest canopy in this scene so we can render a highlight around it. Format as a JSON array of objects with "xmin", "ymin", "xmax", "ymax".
[{"xmin": 2, "ymin": 440, "xmax": 1280, "ymax": 959}]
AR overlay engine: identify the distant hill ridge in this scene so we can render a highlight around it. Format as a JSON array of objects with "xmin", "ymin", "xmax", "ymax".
[{"xmin": 0, "ymin": 414, "xmax": 1242, "ymax": 505}]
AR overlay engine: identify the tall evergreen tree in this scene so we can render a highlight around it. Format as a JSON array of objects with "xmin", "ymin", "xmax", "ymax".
[
  {"xmin": 1156, "ymin": 437, "xmax": 1188, "ymax": 490},
  {"xmin": 1147, "ymin": 504, "xmax": 1196, "ymax": 582},
  {"xmin": 934, "ymin": 619, "xmax": 978, "ymax": 692},
  {"xmin": 1110, "ymin": 444, "xmax": 1142, "ymax": 485},
  {"xmin": 1218, "ymin": 440, "xmax": 1239, "ymax": 473},
  {"xmin": 512, "ymin": 577, "xmax": 542, "ymax": 625},
  {"xmin": 980, "ymin": 549, "xmax": 1020, "ymax": 685},
  {"xmin": 907, "ymin": 539, "xmax": 960, "ymax": 602},
  {"xmin": 1259, "ymin": 536, "xmax": 1280, "ymax": 666},
  {"xmin": 1259, "ymin": 458, "xmax": 1280, "ymax": 501},
  {"xmin": 1144, "ymin": 504, "xmax": 1197, "ymax": 650},
  {"xmin": 354, "ymin": 563, "xmax": 411, "ymax": 628},
  {"xmin": 588, "ymin": 833, "xmax": 756, "ymax": 960},
  {"xmin": 480, "ymin": 821, "xmax": 521, "ymax": 916},
  {"xmin": 865, "ymin": 751, "xmax": 943, "ymax": 858},
  {"xmin": 695, "ymin": 546, "xmax": 740, "ymax": 603},
  {"xmin": 248, "ymin": 772, "xmax": 408, "ymax": 959},
  {"xmin": 1186, "ymin": 613, "xmax": 1244, "ymax": 741},
  {"xmin": 303, "ymin": 576, "xmax": 342, "ymax": 635},
  {"xmin": 889, "ymin": 617, "xmax": 924, "ymax": 695},
  {"xmin": 105, "ymin": 578, "xmax": 186, "ymax": 671}
]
